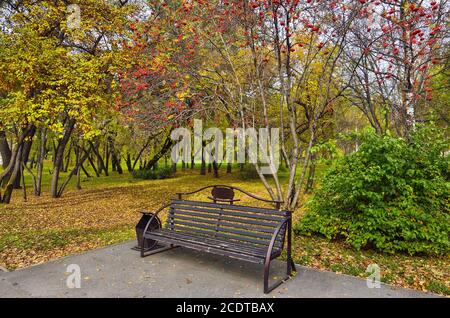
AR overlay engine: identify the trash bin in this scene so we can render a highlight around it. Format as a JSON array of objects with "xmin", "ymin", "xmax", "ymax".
[{"xmin": 134, "ymin": 212, "xmax": 161, "ymax": 251}]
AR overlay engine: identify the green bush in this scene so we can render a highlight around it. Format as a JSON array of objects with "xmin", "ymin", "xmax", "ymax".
[
  {"xmin": 132, "ymin": 166, "xmax": 174, "ymax": 180},
  {"xmin": 295, "ymin": 126, "xmax": 449, "ymax": 255}
]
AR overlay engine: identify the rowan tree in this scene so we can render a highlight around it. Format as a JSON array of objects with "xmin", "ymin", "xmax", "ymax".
[{"xmin": 344, "ymin": 0, "xmax": 449, "ymax": 136}]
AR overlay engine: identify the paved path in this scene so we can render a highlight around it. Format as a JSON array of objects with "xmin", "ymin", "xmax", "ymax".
[{"xmin": 0, "ymin": 241, "xmax": 438, "ymax": 298}]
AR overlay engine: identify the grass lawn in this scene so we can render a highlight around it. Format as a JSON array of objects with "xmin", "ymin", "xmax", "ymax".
[{"xmin": 0, "ymin": 167, "xmax": 448, "ymax": 295}]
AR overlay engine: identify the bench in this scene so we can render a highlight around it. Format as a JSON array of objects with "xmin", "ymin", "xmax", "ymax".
[{"xmin": 138, "ymin": 185, "xmax": 296, "ymax": 294}]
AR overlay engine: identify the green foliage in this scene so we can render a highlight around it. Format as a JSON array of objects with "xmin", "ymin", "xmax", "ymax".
[
  {"xmin": 296, "ymin": 125, "xmax": 450, "ymax": 255},
  {"xmin": 132, "ymin": 167, "xmax": 174, "ymax": 180},
  {"xmin": 0, "ymin": 0, "xmax": 132, "ymax": 137},
  {"xmin": 311, "ymin": 140, "xmax": 341, "ymax": 164},
  {"xmin": 426, "ymin": 280, "xmax": 450, "ymax": 295}
]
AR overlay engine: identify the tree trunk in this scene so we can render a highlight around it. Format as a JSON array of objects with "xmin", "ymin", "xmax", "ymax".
[
  {"xmin": 56, "ymin": 150, "xmax": 89, "ymax": 198},
  {"xmin": 226, "ymin": 162, "xmax": 232, "ymax": 173},
  {"xmin": 35, "ymin": 128, "xmax": 47, "ymax": 196},
  {"xmin": 104, "ymin": 142, "xmax": 110, "ymax": 175},
  {"xmin": 144, "ymin": 132, "xmax": 174, "ymax": 170},
  {"xmin": 110, "ymin": 140, "xmax": 117, "ymax": 172},
  {"xmin": 22, "ymin": 126, "xmax": 36, "ymax": 166},
  {"xmin": 63, "ymin": 143, "xmax": 72, "ymax": 173},
  {"xmin": 126, "ymin": 152, "xmax": 133, "ymax": 172},
  {"xmin": 75, "ymin": 146, "xmax": 81, "ymax": 190},
  {"xmin": 12, "ymin": 125, "xmax": 36, "ymax": 189},
  {"xmin": 0, "ymin": 125, "xmax": 34, "ymax": 203},
  {"xmin": 200, "ymin": 140, "xmax": 206, "ymax": 175},
  {"xmin": 200, "ymin": 156, "xmax": 206, "ymax": 175},
  {"xmin": 76, "ymin": 163, "xmax": 81, "ymax": 189},
  {"xmin": 84, "ymin": 148, "xmax": 100, "ymax": 177},
  {"xmin": 304, "ymin": 154, "xmax": 316, "ymax": 194},
  {"xmin": 132, "ymin": 136, "xmax": 153, "ymax": 171},
  {"xmin": 0, "ymin": 130, "xmax": 12, "ymax": 169},
  {"xmin": 1, "ymin": 145, "xmax": 23, "ymax": 203},
  {"xmin": 50, "ymin": 118, "xmax": 75, "ymax": 198},
  {"xmin": 213, "ymin": 161, "xmax": 219, "ymax": 178},
  {"xmin": 21, "ymin": 162, "xmax": 26, "ymax": 201},
  {"xmin": 29, "ymin": 152, "xmax": 36, "ymax": 169},
  {"xmin": 81, "ymin": 164, "xmax": 91, "ymax": 178},
  {"xmin": 89, "ymin": 141, "xmax": 108, "ymax": 176},
  {"xmin": 111, "ymin": 144, "xmax": 123, "ymax": 174}
]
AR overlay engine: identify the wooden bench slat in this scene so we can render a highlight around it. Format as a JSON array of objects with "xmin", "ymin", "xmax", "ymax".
[
  {"xmin": 172, "ymin": 199, "xmax": 288, "ymax": 216},
  {"xmin": 172, "ymin": 204, "xmax": 285, "ymax": 222},
  {"xmin": 146, "ymin": 229, "xmax": 281, "ymax": 259},
  {"xmin": 171, "ymin": 226, "xmax": 285, "ymax": 250},
  {"xmin": 170, "ymin": 218, "xmax": 274, "ymax": 241},
  {"xmin": 169, "ymin": 226, "xmax": 272, "ymax": 247},
  {"xmin": 146, "ymin": 233, "xmax": 265, "ymax": 264},
  {"xmin": 170, "ymin": 209, "xmax": 280, "ymax": 228},
  {"xmin": 170, "ymin": 213, "xmax": 277, "ymax": 234}
]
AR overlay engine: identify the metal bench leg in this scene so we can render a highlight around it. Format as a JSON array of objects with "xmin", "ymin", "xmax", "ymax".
[
  {"xmin": 289, "ymin": 257, "xmax": 297, "ymax": 274},
  {"xmin": 264, "ymin": 217, "xmax": 297, "ymax": 294},
  {"xmin": 286, "ymin": 239, "xmax": 296, "ymax": 275},
  {"xmin": 141, "ymin": 242, "xmax": 179, "ymax": 257},
  {"xmin": 285, "ymin": 217, "xmax": 297, "ymax": 277},
  {"xmin": 263, "ymin": 258, "xmax": 292, "ymax": 294}
]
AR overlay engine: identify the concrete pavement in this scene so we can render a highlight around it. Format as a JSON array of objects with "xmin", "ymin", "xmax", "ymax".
[{"xmin": 0, "ymin": 241, "xmax": 439, "ymax": 298}]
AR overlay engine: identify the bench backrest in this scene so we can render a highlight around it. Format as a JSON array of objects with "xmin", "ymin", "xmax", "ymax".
[{"xmin": 166, "ymin": 199, "xmax": 289, "ymax": 249}]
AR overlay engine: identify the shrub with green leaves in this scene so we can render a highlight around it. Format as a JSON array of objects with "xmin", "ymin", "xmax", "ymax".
[
  {"xmin": 132, "ymin": 166, "xmax": 174, "ymax": 180},
  {"xmin": 295, "ymin": 126, "xmax": 449, "ymax": 255}
]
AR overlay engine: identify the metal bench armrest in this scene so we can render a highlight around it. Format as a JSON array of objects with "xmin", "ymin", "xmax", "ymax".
[
  {"xmin": 265, "ymin": 218, "xmax": 289, "ymax": 260},
  {"xmin": 142, "ymin": 204, "xmax": 171, "ymax": 234}
]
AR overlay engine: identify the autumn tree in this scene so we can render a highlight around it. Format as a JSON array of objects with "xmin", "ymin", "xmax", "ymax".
[
  {"xmin": 344, "ymin": 0, "xmax": 449, "ymax": 137},
  {"xmin": 118, "ymin": 0, "xmax": 208, "ymax": 170},
  {"xmin": 0, "ymin": 0, "xmax": 135, "ymax": 201},
  {"xmin": 167, "ymin": 0, "xmax": 367, "ymax": 210}
]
